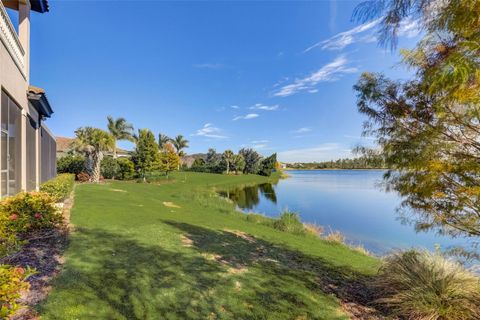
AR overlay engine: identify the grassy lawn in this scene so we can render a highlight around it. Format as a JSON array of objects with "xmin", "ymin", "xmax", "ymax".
[{"xmin": 40, "ymin": 172, "xmax": 380, "ymax": 319}]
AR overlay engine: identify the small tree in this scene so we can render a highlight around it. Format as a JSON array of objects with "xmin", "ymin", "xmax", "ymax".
[
  {"xmin": 239, "ymin": 148, "xmax": 262, "ymax": 174},
  {"xmin": 232, "ymin": 154, "xmax": 245, "ymax": 175},
  {"xmin": 100, "ymin": 156, "xmax": 120, "ymax": 179},
  {"xmin": 258, "ymin": 153, "xmax": 277, "ymax": 176},
  {"xmin": 72, "ymin": 127, "xmax": 114, "ymax": 183},
  {"xmin": 158, "ymin": 133, "xmax": 171, "ymax": 150},
  {"xmin": 159, "ymin": 144, "xmax": 180, "ymax": 178},
  {"xmin": 116, "ymin": 157, "xmax": 135, "ymax": 180},
  {"xmin": 132, "ymin": 129, "xmax": 161, "ymax": 181},
  {"xmin": 170, "ymin": 135, "xmax": 189, "ymax": 156},
  {"xmin": 191, "ymin": 158, "xmax": 206, "ymax": 172},
  {"xmin": 107, "ymin": 116, "xmax": 134, "ymax": 159},
  {"xmin": 206, "ymin": 148, "xmax": 223, "ymax": 173},
  {"xmin": 222, "ymin": 150, "xmax": 235, "ymax": 174}
]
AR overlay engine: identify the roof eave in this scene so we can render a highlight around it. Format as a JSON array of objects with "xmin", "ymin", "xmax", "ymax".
[
  {"xmin": 30, "ymin": 0, "xmax": 49, "ymax": 13},
  {"xmin": 28, "ymin": 91, "xmax": 53, "ymax": 118}
]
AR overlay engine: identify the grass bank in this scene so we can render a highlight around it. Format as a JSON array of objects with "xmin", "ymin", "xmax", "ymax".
[{"xmin": 40, "ymin": 172, "xmax": 380, "ymax": 319}]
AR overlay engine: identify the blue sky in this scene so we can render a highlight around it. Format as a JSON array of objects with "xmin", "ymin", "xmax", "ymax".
[{"xmin": 27, "ymin": 1, "xmax": 419, "ymax": 162}]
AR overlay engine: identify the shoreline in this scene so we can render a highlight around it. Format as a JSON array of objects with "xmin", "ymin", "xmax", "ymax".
[{"xmin": 284, "ymin": 168, "xmax": 388, "ymax": 171}]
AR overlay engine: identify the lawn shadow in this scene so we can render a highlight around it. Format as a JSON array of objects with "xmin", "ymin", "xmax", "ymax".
[
  {"xmin": 40, "ymin": 224, "xmax": 384, "ymax": 319},
  {"xmin": 164, "ymin": 221, "xmax": 386, "ymax": 320}
]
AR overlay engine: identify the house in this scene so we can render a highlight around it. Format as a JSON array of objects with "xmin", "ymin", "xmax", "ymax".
[
  {"xmin": 0, "ymin": 0, "xmax": 56, "ymax": 198},
  {"xmin": 56, "ymin": 136, "xmax": 131, "ymax": 159}
]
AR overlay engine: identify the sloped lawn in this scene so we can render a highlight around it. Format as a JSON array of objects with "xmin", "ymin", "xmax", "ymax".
[{"xmin": 40, "ymin": 172, "xmax": 380, "ymax": 319}]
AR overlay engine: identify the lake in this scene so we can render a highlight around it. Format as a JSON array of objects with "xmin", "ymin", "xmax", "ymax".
[{"xmin": 220, "ymin": 170, "xmax": 465, "ymax": 255}]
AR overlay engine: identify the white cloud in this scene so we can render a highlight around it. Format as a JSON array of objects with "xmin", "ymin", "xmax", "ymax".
[
  {"xmin": 249, "ymin": 103, "xmax": 279, "ymax": 111},
  {"xmin": 230, "ymin": 105, "xmax": 240, "ymax": 109},
  {"xmin": 233, "ymin": 113, "xmax": 259, "ymax": 121},
  {"xmin": 304, "ymin": 18, "xmax": 382, "ymax": 52},
  {"xmin": 274, "ymin": 55, "xmax": 357, "ymax": 97},
  {"xmin": 397, "ymin": 18, "xmax": 420, "ymax": 38},
  {"xmin": 192, "ymin": 123, "xmax": 227, "ymax": 139},
  {"xmin": 278, "ymin": 143, "xmax": 353, "ymax": 162},
  {"xmin": 305, "ymin": 17, "xmax": 420, "ymax": 53},
  {"xmin": 242, "ymin": 140, "xmax": 269, "ymax": 150},
  {"xmin": 291, "ymin": 127, "xmax": 312, "ymax": 134}
]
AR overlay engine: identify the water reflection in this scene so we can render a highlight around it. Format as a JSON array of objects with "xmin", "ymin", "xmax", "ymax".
[
  {"xmin": 219, "ymin": 183, "xmax": 277, "ymax": 210},
  {"xmin": 218, "ymin": 170, "xmax": 466, "ymax": 256}
]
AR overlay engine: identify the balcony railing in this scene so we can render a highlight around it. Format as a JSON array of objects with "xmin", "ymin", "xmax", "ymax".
[{"xmin": 0, "ymin": 1, "xmax": 25, "ymax": 77}]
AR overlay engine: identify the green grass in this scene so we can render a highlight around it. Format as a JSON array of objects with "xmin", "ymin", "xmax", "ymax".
[{"xmin": 40, "ymin": 172, "xmax": 380, "ymax": 319}]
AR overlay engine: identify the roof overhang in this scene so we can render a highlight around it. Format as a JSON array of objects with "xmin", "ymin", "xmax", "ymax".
[
  {"xmin": 30, "ymin": 0, "xmax": 48, "ymax": 13},
  {"xmin": 3, "ymin": 0, "xmax": 49, "ymax": 13},
  {"xmin": 28, "ymin": 86, "xmax": 53, "ymax": 118}
]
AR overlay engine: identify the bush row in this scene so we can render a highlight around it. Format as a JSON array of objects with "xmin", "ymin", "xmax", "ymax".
[
  {"xmin": 40, "ymin": 174, "xmax": 75, "ymax": 202},
  {"xmin": 58, "ymin": 154, "xmax": 136, "ymax": 181},
  {"xmin": 0, "ymin": 175, "xmax": 70, "ymax": 318}
]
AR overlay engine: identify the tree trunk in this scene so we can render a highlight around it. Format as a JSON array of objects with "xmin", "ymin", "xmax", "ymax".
[
  {"xmin": 84, "ymin": 151, "xmax": 94, "ymax": 176},
  {"xmin": 91, "ymin": 151, "xmax": 104, "ymax": 183},
  {"xmin": 113, "ymin": 140, "xmax": 118, "ymax": 159},
  {"xmin": 226, "ymin": 161, "xmax": 230, "ymax": 175}
]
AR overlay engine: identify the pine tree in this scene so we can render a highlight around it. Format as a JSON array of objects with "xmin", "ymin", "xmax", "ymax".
[
  {"xmin": 132, "ymin": 129, "xmax": 161, "ymax": 181},
  {"xmin": 159, "ymin": 144, "xmax": 180, "ymax": 179}
]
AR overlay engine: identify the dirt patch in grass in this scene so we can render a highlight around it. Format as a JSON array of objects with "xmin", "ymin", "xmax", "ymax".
[
  {"xmin": 163, "ymin": 201, "xmax": 181, "ymax": 209},
  {"xmin": 181, "ymin": 235, "xmax": 194, "ymax": 247},
  {"xmin": 109, "ymin": 188, "xmax": 127, "ymax": 193},
  {"xmin": 223, "ymin": 229, "xmax": 256, "ymax": 243}
]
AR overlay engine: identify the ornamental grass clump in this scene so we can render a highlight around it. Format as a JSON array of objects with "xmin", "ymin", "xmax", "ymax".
[
  {"xmin": 374, "ymin": 250, "xmax": 480, "ymax": 320},
  {"xmin": 273, "ymin": 211, "xmax": 305, "ymax": 235}
]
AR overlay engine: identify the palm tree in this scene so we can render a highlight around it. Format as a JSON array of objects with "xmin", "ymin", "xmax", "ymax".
[
  {"xmin": 107, "ymin": 116, "xmax": 134, "ymax": 158},
  {"xmin": 222, "ymin": 150, "xmax": 235, "ymax": 174},
  {"xmin": 170, "ymin": 135, "xmax": 189, "ymax": 156},
  {"xmin": 158, "ymin": 133, "xmax": 171, "ymax": 150},
  {"xmin": 72, "ymin": 127, "xmax": 115, "ymax": 183}
]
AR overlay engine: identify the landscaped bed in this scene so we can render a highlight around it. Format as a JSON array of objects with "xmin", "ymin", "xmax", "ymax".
[{"xmin": 37, "ymin": 172, "xmax": 381, "ymax": 319}]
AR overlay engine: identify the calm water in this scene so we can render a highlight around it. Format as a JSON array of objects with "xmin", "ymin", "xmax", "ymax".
[{"xmin": 220, "ymin": 170, "xmax": 465, "ymax": 255}]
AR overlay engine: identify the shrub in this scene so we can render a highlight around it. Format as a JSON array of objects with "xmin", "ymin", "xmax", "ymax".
[
  {"xmin": 76, "ymin": 172, "xmax": 91, "ymax": 183},
  {"xmin": 258, "ymin": 153, "xmax": 277, "ymax": 177},
  {"xmin": 101, "ymin": 156, "xmax": 120, "ymax": 179},
  {"xmin": 116, "ymin": 157, "xmax": 135, "ymax": 180},
  {"xmin": 190, "ymin": 158, "xmax": 206, "ymax": 172},
  {"xmin": 57, "ymin": 155, "xmax": 84, "ymax": 175},
  {"xmin": 374, "ymin": 250, "xmax": 480, "ymax": 320},
  {"xmin": 0, "ymin": 192, "xmax": 61, "ymax": 233},
  {"xmin": 0, "ymin": 265, "xmax": 35, "ymax": 319},
  {"xmin": 0, "ymin": 213, "xmax": 19, "ymax": 258},
  {"xmin": 273, "ymin": 211, "xmax": 305, "ymax": 235},
  {"xmin": 245, "ymin": 213, "xmax": 274, "ymax": 227},
  {"xmin": 40, "ymin": 174, "xmax": 75, "ymax": 202}
]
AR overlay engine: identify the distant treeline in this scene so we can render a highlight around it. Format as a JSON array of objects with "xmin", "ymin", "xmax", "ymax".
[{"xmin": 286, "ymin": 155, "xmax": 386, "ymax": 170}]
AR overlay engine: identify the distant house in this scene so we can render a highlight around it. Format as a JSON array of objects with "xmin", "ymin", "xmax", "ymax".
[
  {"xmin": 1, "ymin": 0, "xmax": 56, "ymax": 197},
  {"xmin": 56, "ymin": 136, "xmax": 131, "ymax": 158}
]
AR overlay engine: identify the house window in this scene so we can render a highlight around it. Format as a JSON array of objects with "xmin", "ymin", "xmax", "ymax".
[{"xmin": 0, "ymin": 90, "xmax": 22, "ymax": 197}]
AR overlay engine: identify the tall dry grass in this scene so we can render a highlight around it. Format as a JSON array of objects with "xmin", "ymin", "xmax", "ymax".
[{"xmin": 374, "ymin": 250, "xmax": 480, "ymax": 320}]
